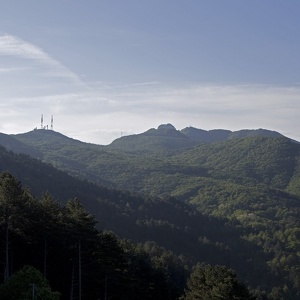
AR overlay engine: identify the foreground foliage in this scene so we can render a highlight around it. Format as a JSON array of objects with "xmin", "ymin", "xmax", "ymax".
[
  {"xmin": 0, "ymin": 265, "xmax": 60, "ymax": 300},
  {"xmin": 0, "ymin": 172, "xmax": 185, "ymax": 299}
]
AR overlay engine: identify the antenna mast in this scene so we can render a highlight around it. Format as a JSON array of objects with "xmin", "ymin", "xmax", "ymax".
[
  {"xmin": 41, "ymin": 114, "xmax": 44, "ymax": 129},
  {"xmin": 51, "ymin": 115, "xmax": 53, "ymax": 130}
]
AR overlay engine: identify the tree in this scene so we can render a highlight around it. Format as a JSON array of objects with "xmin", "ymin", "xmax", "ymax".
[
  {"xmin": 183, "ymin": 263, "xmax": 254, "ymax": 300},
  {"xmin": 0, "ymin": 265, "xmax": 60, "ymax": 300},
  {"xmin": 38, "ymin": 193, "xmax": 63, "ymax": 278},
  {"xmin": 64, "ymin": 198, "xmax": 98, "ymax": 300},
  {"xmin": 0, "ymin": 172, "xmax": 24, "ymax": 282},
  {"xmin": 95, "ymin": 231, "xmax": 128, "ymax": 300}
]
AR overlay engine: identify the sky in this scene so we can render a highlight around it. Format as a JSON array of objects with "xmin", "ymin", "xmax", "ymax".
[{"xmin": 0, "ymin": 1, "xmax": 300, "ymax": 145}]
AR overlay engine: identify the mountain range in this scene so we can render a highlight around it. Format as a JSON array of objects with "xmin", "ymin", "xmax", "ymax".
[{"xmin": 0, "ymin": 124, "xmax": 300, "ymax": 299}]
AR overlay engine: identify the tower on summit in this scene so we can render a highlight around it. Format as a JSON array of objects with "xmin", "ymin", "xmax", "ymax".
[
  {"xmin": 51, "ymin": 115, "xmax": 53, "ymax": 130},
  {"xmin": 39, "ymin": 114, "xmax": 53, "ymax": 130}
]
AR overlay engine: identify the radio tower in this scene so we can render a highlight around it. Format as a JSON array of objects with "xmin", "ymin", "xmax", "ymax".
[
  {"xmin": 41, "ymin": 114, "xmax": 44, "ymax": 129},
  {"xmin": 51, "ymin": 115, "xmax": 53, "ymax": 130}
]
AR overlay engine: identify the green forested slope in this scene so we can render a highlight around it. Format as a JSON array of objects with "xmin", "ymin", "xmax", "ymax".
[{"xmin": 173, "ymin": 136, "xmax": 300, "ymax": 189}]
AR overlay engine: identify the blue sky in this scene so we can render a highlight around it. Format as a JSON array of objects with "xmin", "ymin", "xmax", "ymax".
[{"xmin": 0, "ymin": 1, "xmax": 300, "ymax": 144}]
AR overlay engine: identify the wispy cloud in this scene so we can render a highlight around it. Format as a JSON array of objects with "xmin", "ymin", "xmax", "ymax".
[
  {"xmin": 0, "ymin": 66, "xmax": 29, "ymax": 73},
  {"xmin": 0, "ymin": 34, "xmax": 85, "ymax": 85},
  {"xmin": 0, "ymin": 34, "xmax": 47, "ymax": 58}
]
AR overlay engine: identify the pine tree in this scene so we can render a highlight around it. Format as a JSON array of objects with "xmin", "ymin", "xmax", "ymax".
[
  {"xmin": 0, "ymin": 172, "xmax": 24, "ymax": 282},
  {"xmin": 64, "ymin": 198, "xmax": 98, "ymax": 300},
  {"xmin": 37, "ymin": 193, "xmax": 62, "ymax": 277}
]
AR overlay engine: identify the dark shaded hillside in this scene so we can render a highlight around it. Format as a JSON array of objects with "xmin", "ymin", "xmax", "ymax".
[
  {"xmin": 0, "ymin": 146, "xmax": 253, "ymax": 254},
  {"xmin": 0, "ymin": 173, "xmax": 189, "ymax": 299}
]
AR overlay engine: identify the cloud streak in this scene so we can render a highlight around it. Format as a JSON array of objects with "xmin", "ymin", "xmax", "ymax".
[{"xmin": 0, "ymin": 34, "xmax": 85, "ymax": 85}]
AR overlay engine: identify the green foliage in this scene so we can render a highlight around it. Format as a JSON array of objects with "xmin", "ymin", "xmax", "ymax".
[
  {"xmin": 0, "ymin": 265, "xmax": 59, "ymax": 300},
  {"xmin": 183, "ymin": 263, "xmax": 254, "ymax": 300}
]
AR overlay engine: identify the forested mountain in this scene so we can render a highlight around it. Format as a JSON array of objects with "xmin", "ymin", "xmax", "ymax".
[
  {"xmin": 0, "ymin": 146, "xmax": 262, "ymax": 299},
  {"xmin": 0, "ymin": 125, "xmax": 300, "ymax": 298},
  {"xmin": 7, "ymin": 127, "xmax": 300, "ymax": 200},
  {"xmin": 0, "ymin": 125, "xmax": 295, "ymax": 193}
]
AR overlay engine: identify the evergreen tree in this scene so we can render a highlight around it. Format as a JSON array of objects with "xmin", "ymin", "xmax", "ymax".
[
  {"xmin": 38, "ymin": 193, "xmax": 63, "ymax": 278},
  {"xmin": 95, "ymin": 231, "xmax": 128, "ymax": 299},
  {"xmin": 64, "ymin": 198, "xmax": 98, "ymax": 300},
  {"xmin": 0, "ymin": 172, "xmax": 25, "ymax": 281}
]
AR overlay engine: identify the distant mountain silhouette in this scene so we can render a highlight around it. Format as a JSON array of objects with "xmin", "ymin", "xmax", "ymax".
[{"xmin": 109, "ymin": 124, "xmax": 291, "ymax": 152}]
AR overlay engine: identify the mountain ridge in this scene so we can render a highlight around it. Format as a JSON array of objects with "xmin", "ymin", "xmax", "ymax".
[
  {"xmin": 0, "ymin": 125, "xmax": 299, "ymax": 196},
  {"xmin": 108, "ymin": 124, "xmax": 293, "ymax": 153},
  {"xmin": 0, "ymin": 124, "xmax": 294, "ymax": 150}
]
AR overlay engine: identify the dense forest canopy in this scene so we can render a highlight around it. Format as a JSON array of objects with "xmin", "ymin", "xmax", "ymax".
[{"xmin": 0, "ymin": 172, "xmax": 188, "ymax": 299}]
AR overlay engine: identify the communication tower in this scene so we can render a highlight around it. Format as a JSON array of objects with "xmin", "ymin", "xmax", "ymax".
[
  {"xmin": 51, "ymin": 115, "xmax": 53, "ymax": 130},
  {"xmin": 41, "ymin": 114, "xmax": 44, "ymax": 129}
]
